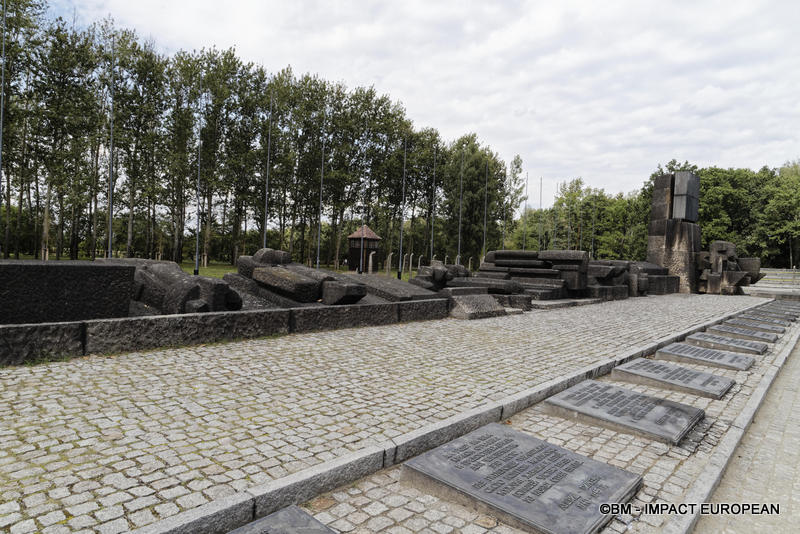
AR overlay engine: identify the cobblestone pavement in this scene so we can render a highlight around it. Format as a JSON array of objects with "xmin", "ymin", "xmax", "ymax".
[
  {"xmin": 300, "ymin": 297, "xmax": 799, "ymax": 534},
  {"xmin": 695, "ymin": 331, "xmax": 800, "ymax": 533},
  {"xmin": 0, "ymin": 294, "xmax": 765, "ymax": 533}
]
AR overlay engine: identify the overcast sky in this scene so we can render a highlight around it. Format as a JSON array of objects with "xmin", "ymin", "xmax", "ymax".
[{"xmin": 54, "ymin": 0, "xmax": 800, "ymax": 207}]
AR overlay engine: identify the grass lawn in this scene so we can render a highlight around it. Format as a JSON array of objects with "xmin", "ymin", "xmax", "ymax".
[
  {"xmin": 179, "ymin": 262, "xmax": 237, "ymax": 279},
  {"xmin": 177, "ymin": 261, "xmax": 415, "ymax": 281}
]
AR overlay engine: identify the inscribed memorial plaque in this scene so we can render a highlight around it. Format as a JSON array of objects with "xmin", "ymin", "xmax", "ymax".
[
  {"xmin": 542, "ymin": 380, "xmax": 704, "ymax": 444},
  {"xmin": 654, "ymin": 343, "xmax": 754, "ymax": 370},
  {"xmin": 706, "ymin": 324, "xmax": 778, "ymax": 343},
  {"xmin": 738, "ymin": 313, "xmax": 791, "ymax": 327},
  {"xmin": 612, "ymin": 359, "xmax": 734, "ymax": 399},
  {"xmin": 404, "ymin": 423, "xmax": 641, "ymax": 534},
  {"xmin": 724, "ymin": 318, "xmax": 785, "ymax": 334},
  {"xmin": 685, "ymin": 332, "xmax": 768, "ymax": 354}
]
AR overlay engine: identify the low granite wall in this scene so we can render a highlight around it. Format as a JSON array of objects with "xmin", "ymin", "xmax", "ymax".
[
  {"xmin": 1, "ymin": 299, "xmax": 449, "ymax": 365},
  {"xmin": 290, "ymin": 303, "xmax": 398, "ymax": 333},
  {"xmin": 0, "ymin": 322, "xmax": 84, "ymax": 366},
  {"xmin": 85, "ymin": 309, "xmax": 292, "ymax": 354}
]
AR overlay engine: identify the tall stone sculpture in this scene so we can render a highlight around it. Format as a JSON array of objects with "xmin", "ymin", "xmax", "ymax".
[{"xmin": 647, "ymin": 171, "xmax": 702, "ymax": 293}]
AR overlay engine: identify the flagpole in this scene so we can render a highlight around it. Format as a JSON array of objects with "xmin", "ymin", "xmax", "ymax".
[
  {"xmin": 316, "ymin": 107, "xmax": 326, "ymax": 269},
  {"xmin": 457, "ymin": 149, "xmax": 464, "ymax": 263},
  {"xmin": 522, "ymin": 172, "xmax": 528, "ymax": 251},
  {"xmin": 262, "ymin": 91, "xmax": 273, "ymax": 249},
  {"xmin": 107, "ymin": 34, "xmax": 115, "ymax": 259},
  {"xmin": 0, "ymin": 0, "xmax": 6, "ymax": 256},
  {"xmin": 430, "ymin": 143, "xmax": 436, "ymax": 260},
  {"xmin": 482, "ymin": 158, "xmax": 488, "ymax": 258},
  {"xmin": 398, "ymin": 138, "xmax": 407, "ymax": 279}
]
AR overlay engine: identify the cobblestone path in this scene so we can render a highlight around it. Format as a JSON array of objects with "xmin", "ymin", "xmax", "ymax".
[
  {"xmin": 299, "ymin": 297, "xmax": 798, "ymax": 534},
  {"xmin": 695, "ymin": 327, "xmax": 800, "ymax": 533},
  {"xmin": 0, "ymin": 294, "xmax": 764, "ymax": 533}
]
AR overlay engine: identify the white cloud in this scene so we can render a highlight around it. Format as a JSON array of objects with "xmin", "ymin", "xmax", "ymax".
[{"xmin": 52, "ymin": 0, "xmax": 800, "ymax": 206}]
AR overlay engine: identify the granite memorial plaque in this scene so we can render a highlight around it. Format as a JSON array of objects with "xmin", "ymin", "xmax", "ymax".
[
  {"xmin": 760, "ymin": 305, "xmax": 798, "ymax": 315},
  {"xmin": 654, "ymin": 342, "xmax": 754, "ymax": 370},
  {"xmin": 747, "ymin": 309, "xmax": 797, "ymax": 322},
  {"xmin": 755, "ymin": 307, "xmax": 798, "ymax": 319},
  {"xmin": 724, "ymin": 318, "xmax": 785, "ymax": 334},
  {"xmin": 739, "ymin": 313, "xmax": 791, "ymax": 327},
  {"xmin": 403, "ymin": 423, "xmax": 642, "ymax": 534},
  {"xmin": 685, "ymin": 332, "xmax": 768, "ymax": 354},
  {"xmin": 611, "ymin": 359, "xmax": 734, "ymax": 399},
  {"xmin": 228, "ymin": 505, "xmax": 335, "ymax": 534},
  {"xmin": 542, "ymin": 380, "xmax": 704, "ymax": 444},
  {"xmin": 706, "ymin": 324, "xmax": 778, "ymax": 343}
]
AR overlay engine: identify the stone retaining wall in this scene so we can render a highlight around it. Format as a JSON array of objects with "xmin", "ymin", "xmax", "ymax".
[{"xmin": 0, "ymin": 299, "xmax": 449, "ymax": 366}]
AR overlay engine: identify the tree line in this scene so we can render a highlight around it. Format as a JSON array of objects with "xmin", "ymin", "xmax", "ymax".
[
  {"xmin": 0, "ymin": 1, "xmax": 797, "ymax": 269},
  {"xmin": 0, "ymin": 0, "xmax": 527, "ymax": 268},
  {"xmin": 509, "ymin": 159, "xmax": 800, "ymax": 268}
]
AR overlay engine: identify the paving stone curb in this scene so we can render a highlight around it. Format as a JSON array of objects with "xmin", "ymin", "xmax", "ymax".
[
  {"xmin": 662, "ymin": 304, "xmax": 800, "ymax": 534},
  {"xmin": 130, "ymin": 299, "xmax": 769, "ymax": 534}
]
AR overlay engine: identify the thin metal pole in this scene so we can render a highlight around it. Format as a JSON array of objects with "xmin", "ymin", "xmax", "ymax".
[
  {"xmin": 592, "ymin": 195, "xmax": 597, "ymax": 259},
  {"xmin": 553, "ymin": 192, "xmax": 558, "ymax": 250},
  {"xmin": 107, "ymin": 35, "xmax": 115, "ymax": 259},
  {"xmin": 457, "ymin": 149, "xmax": 464, "ymax": 262},
  {"xmin": 398, "ymin": 138, "xmax": 407, "ymax": 278},
  {"xmin": 502, "ymin": 170, "xmax": 507, "ymax": 251},
  {"xmin": 522, "ymin": 172, "xmax": 528, "ymax": 251},
  {"xmin": 482, "ymin": 158, "xmax": 488, "ymax": 257},
  {"xmin": 262, "ymin": 91, "xmax": 273, "ymax": 249},
  {"xmin": 538, "ymin": 176, "xmax": 542, "ymax": 250},
  {"xmin": 430, "ymin": 144, "xmax": 436, "ymax": 260},
  {"xmin": 359, "ymin": 220, "xmax": 364, "ymax": 273},
  {"xmin": 194, "ymin": 136, "xmax": 201, "ymax": 275},
  {"xmin": 316, "ymin": 109, "xmax": 325, "ymax": 269},
  {"xmin": 0, "ymin": 0, "xmax": 6, "ymax": 256},
  {"xmin": 578, "ymin": 199, "xmax": 582, "ymax": 251}
]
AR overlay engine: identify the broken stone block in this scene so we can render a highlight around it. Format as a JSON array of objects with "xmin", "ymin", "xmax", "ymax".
[
  {"xmin": 196, "ymin": 276, "xmax": 243, "ymax": 311},
  {"xmin": 321, "ymin": 281, "xmax": 367, "ymax": 305},
  {"xmin": 237, "ymin": 255, "xmax": 257, "ymax": 278},
  {"xmin": 448, "ymin": 277, "xmax": 523, "ymax": 294},
  {"xmin": 252, "ymin": 267, "xmax": 320, "ymax": 302},
  {"xmin": 161, "ymin": 278, "xmax": 201, "ymax": 314},
  {"xmin": 135, "ymin": 268, "xmax": 167, "ymax": 309},
  {"xmin": 185, "ymin": 299, "xmax": 210, "ymax": 313},
  {"xmin": 253, "ymin": 247, "xmax": 292, "ymax": 265}
]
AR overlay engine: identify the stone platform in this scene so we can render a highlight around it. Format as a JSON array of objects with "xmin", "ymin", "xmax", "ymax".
[{"xmin": 0, "ymin": 295, "xmax": 771, "ymax": 533}]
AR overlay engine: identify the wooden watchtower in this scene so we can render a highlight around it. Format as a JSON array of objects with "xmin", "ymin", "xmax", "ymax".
[{"xmin": 347, "ymin": 225, "xmax": 382, "ymax": 271}]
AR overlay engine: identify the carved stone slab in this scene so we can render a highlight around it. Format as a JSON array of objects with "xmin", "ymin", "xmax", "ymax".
[
  {"xmin": 724, "ymin": 318, "xmax": 785, "ymax": 334},
  {"xmin": 654, "ymin": 342, "xmax": 754, "ymax": 370},
  {"xmin": 228, "ymin": 505, "xmax": 335, "ymax": 534},
  {"xmin": 737, "ymin": 313, "xmax": 791, "ymax": 327},
  {"xmin": 706, "ymin": 324, "xmax": 778, "ymax": 343},
  {"xmin": 746, "ymin": 310, "xmax": 796, "ymax": 323},
  {"xmin": 752, "ymin": 308, "xmax": 798, "ymax": 321},
  {"xmin": 612, "ymin": 359, "xmax": 734, "ymax": 399},
  {"xmin": 685, "ymin": 332, "xmax": 768, "ymax": 354},
  {"xmin": 542, "ymin": 380, "xmax": 704, "ymax": 444},
  {"xmin": 403, "ymin": 423, "xmax": 642, "ymax": 534}
]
